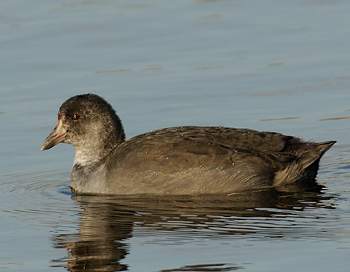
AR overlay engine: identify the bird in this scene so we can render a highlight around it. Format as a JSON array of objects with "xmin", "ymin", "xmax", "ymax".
[{"xmin": 41, "ymin": 93, "xmax": 335, "ymax": 195}]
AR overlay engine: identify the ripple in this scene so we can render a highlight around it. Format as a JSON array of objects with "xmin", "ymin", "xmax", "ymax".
[
  {"xmin": 0, "ymin": 170, "xmax": 78, "ymax": 228},
  {"xmin": 320, "ymin": 116, "xmax": 350, "ymax": 121},
  {"xmin": 161, "ymin": 263, "xmax": 241, "ymax": 272},
  {"xmin": 259, "ymin": 116, "xmax": 300, "ymax": 122}
]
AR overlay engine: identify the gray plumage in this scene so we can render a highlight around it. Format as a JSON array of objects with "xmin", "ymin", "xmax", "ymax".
[{"xmin": 41, "ymin": 94, "xmax": 335, "ymax": 195}]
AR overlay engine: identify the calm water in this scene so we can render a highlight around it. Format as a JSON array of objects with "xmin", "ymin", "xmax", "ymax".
[{"xmin": 1, "ymin": 0, "xmax": 350, "ymax": 271}]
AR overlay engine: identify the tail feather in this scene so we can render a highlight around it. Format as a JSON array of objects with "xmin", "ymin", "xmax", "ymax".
[{"xmin": 274, "ymin": 141, "xmax": 336, "ymax": 187}]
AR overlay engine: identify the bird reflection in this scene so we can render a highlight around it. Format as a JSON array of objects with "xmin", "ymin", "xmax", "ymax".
[
  {"xmin": 53, "ymin": 199, "xmax": 132, "ymax": 271},
  {"xmin": 52, "ymin": 189, "xmax": 334, "ymax": 272}
]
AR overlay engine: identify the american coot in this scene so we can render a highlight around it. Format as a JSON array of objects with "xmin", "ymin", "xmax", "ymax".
[{"xmin": 41, "ymin": 94, "xmax": 335, "ymax": 195}]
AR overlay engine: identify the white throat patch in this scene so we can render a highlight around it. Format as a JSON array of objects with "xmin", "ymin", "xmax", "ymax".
[{"xmin": 74, "ymin": 145, "xmax": 100, "ymax": 166}]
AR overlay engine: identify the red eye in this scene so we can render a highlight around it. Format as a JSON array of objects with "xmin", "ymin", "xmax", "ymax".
[{"xmin": 73, "ymin": 113, "xmax": 80, "ymax": 120}]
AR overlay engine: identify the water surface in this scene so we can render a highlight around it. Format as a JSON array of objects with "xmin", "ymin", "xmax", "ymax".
[{"xmin": 1, "ymin": 0, "xmax": 350, "ymax": 271}]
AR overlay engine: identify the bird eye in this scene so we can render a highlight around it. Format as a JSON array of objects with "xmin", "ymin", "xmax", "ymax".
[{"xmin": 72, "ymin": 113, "xmax": 80, "ymax": 120}]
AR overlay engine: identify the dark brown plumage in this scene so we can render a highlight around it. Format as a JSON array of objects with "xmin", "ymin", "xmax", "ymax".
[{"xmin": 41, "ymin": 94, "xmax": 335, "ymax": 195}]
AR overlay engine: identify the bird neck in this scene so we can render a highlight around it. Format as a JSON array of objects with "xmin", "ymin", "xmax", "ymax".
[{"xmin": 73, "ymin": 123, "xmax": 125, "ymax": 167}]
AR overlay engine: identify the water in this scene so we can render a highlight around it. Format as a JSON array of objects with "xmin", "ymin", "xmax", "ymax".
[{"xmin": 1, "ymin": 0, "xmax": 350, "ymax": 271}]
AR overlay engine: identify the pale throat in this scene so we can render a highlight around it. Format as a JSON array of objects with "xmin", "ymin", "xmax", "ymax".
[
  {"xmin": 73, "ymin": 138, "xmax": 118, "ymax": 167},
  {"xmin": 72, "ymin": 122, "xmax": 111, "ymax": 167},
  {"xmin": 72, "ymin": 122, "xmax": 120, "ymax": 167},
  {"xmin": 73, "ymin": 144, "xmax": 104, "ymax": 166}
]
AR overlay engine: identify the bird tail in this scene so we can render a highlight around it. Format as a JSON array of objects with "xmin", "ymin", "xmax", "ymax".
[{"xmin": 273, "ymin": 141, "xmax": 336, "ymax": 188}]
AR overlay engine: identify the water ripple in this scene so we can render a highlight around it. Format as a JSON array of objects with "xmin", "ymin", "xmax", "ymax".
[{"xmin": 0, "ymin": 170, "xmax": 77, "ymax": 228}]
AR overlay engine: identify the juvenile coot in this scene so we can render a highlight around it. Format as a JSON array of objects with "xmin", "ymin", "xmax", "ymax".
[{"xmin": 41, "ymin": 94, "xmax": 335, "ymax": 195}]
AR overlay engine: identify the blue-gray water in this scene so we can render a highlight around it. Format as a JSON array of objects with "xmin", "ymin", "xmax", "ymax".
[{"xmin": 1, "ymin": 0, "xmax": 350, "ymax": 271}]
